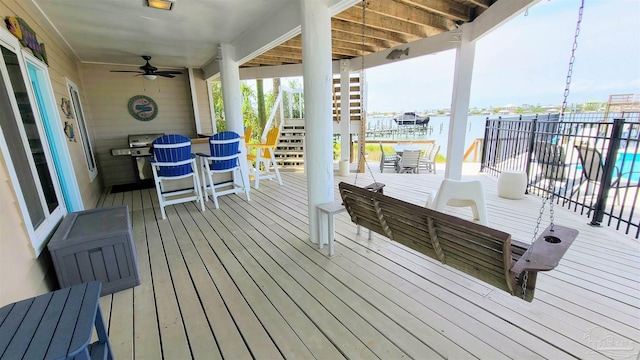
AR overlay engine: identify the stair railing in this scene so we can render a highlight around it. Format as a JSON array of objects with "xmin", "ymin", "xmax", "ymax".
[{"xmin": 261, "ymin": 86, "xmax": 304, "ymax": 142}]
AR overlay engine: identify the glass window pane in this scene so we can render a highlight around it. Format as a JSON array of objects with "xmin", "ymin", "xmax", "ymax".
[
  {"xmin": 1, "ymin": 45, "xmax": 58, "ymax": 214},
  {"xmin": 68, "ymin": 84, "xmax": 96, "ymax": 173},
  {"xmin": 0, "ymin": 52, "xmax": 45, "ymax": 226}
]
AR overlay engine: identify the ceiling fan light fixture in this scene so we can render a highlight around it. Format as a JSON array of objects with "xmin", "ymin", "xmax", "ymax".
[
  {"xmin": 146, "ymin": 0, "xmax": 173, "ymax": 10},
  {"xmin": 143, "ymin": 74, "xmax": 158, "ymax": 80}
]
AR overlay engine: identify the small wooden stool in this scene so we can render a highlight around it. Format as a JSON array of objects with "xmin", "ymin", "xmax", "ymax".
[
  {"xmin": 316, "ymin": 183, "xmax": 384, "ymax": 256},
  {"xmin": 317, "ymin": 201, "xmax": 346, "ymax": 256}
]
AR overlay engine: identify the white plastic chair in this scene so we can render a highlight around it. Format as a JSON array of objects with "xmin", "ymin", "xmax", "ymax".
[
  {"xmin": 150, "ymin": 134, "xmax": 205, "ymax": 220},
  {"xmin": 426, "ymin": 179, "xmax": 489, "ymax": 225},
  {"xmin": 396, "ymin": 149, "xmax": 422, "ymax": 173},
  {"xmin": 198, "ymin": 131, "xmax": 250, "ymax": 209},
  {"xmin": 419, "ymin": 145, "xmax": 440, "ymax": 174}
]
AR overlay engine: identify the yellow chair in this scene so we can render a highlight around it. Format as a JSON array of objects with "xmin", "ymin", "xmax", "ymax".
[
  {"xmin": 244, "ymin": 126, "xmax": 253, "ymax": 145},
  {"xmin": 246, "ymin": 127, "xmax": 283, "ymax": 189}
]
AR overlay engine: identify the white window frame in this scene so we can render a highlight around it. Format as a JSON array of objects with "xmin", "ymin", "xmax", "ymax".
[
  {"xmin": 66, "ymin": 79, "xmax": 98, "ymax": 181},
  {"xmin": 0, "ymin": 30, "xmax": 66, "ymax": 255}
]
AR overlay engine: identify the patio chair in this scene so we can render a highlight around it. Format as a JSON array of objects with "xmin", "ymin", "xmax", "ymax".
[
  {"xmin": 532, "ymin": 141, "xmax": 569, "ymax": 182},
  {"xmin": 571, "ymin": 145, "xmax": 639, "ymax": 205},
  {"xmin": 419, "ymin": 144, "xmax": 440, "ymax": 174},
  {"xmin": 246, "ymin": 127, "xmax": 283, "ymax": 189},
  {"xmin": 395, "ymin": 149, "xmax": 422, "ymax": 173},
  {"xmin": 244, "ymin": 126, "xmax": 253, "ymax": 144},
  {"xmin": 426, "ymin": 179, "xmax": 488, "ymax": 225},
  {"xmin": 198, "ymin": 131, "xmax": 250, "ymax": 209},
  {"xmin": 150, "ymin": 134, "xmax": 204, "ymax": 220},
  {"xmin": 379, "ymin": 143, "xmax": 399, "ymax": 173}
]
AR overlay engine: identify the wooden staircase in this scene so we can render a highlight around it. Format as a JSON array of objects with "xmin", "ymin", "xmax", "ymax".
[
  {"xmin": 272, "ymin": 73, "xmax": 363, "ymax": 170},
  {"xmin": 274, "ymin": 119, "xmax": 305, "ymax": 169}
]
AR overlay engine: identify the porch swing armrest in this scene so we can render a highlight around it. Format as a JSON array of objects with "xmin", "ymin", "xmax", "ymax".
[{"xmin": 510, "ymin": 225, "xmax": 578, "ymax": 274}]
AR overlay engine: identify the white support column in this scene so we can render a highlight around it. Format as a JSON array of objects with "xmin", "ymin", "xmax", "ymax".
[
  {"xmin": 445, "ymin": 24, "xmax": 476, "ymax": 180},
  {"xmin": 206, "ymin": 78, "xmax": 217, "ymax": 133},
  {"xmin": 339, "ymin": 60, "xmax": 351, "ymax": 162},
  {"xmin": 187, "ymin": 68, "xmax": 202, "ymax": 134},
  {"xmin": 218, "ymin": 44, "xmax": 244, "ymax": 134},
  {"xmin": 301, "ymin": 0, "xmax": 334, "ymax": 245},
  {"xmin": 218, "ymin": 44, "xmax": 250, "ymax": 187}
]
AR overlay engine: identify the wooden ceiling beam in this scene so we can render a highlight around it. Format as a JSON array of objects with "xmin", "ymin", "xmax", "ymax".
[
  {"xmin": 260, "ymin": 48, "xmax": 303, "ymax": 61},
  {"xmin": 331, "ymin": 29, "xmax": 400, "ymax": 49},
  {"xmin": 241, "ymin": 57, "xmax": 288, "ymax": 67},
  {"xmin": 241, "ymin": 0, "xmax": 496, "ymax": 68},
  {"xmin": 331, "ymin": 18, "xmax": 409, "ymax": 44},
  {"xmin": 466, "ymin": 0, "xmax": 492, "ymax": 10},
  {"xmin": 361, "ymin": 0, "xmax": 458, "ymax": 31},
  {"xmin": 335, "ymin": 8, "xmax": 434, "ymax": 40},
  {"xmin": 280, "ymin": 37, "xmax": 381, "ymax": 54},
  {"xmin": 397, "ymin": 0, "xmax": 471, "ymax": 22}
]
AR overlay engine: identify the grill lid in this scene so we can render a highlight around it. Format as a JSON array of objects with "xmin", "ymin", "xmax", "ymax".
[{"xmin": 128, "ymin": 133, "xmax": 164, "ymax": 148}]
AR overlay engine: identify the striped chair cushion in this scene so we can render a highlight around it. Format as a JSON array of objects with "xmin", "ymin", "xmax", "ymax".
[
  {"xmin": 152, "ymin": 134, "xmax": 193, "ymax": 177},
  {"xmin": 209, "ymin": 131, "xmax": 240, "ymax": 171}
]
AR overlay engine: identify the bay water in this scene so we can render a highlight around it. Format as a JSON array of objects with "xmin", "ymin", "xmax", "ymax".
[{"xmin": 365, "ymin": 115, "xmax": 489, "ymax": 156}]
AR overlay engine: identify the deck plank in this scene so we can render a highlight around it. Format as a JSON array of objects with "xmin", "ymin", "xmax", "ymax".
[
  {"xmin": 101, "ymin": 170, "xmax": 640, "ymax": 360},
  {"xmin": 170, "ymin": 204, "xmax": 255, "ymax": 360},
  {"xmin": 214, "ymin": 197, "xmax": 426, "ymax": 359},
  {"xmin": 177, "ymin": 204, "xmax": 283, "ymax": 360},
  {"xmin": 131, "ymin": 189, "xmax": 162, "ymax": 360},
  {"xmin": 142, "ymin": 189, "xmax": 192, "ymax": 359},
  {"xmin": 194, "ymin": 206, "xmax": 316, "ymax": 359},
  {"xmin": 223, "ymin": 190, "xmax": 512, "ymax": 359}
]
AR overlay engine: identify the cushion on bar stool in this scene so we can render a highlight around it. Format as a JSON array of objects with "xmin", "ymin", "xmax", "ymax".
[{"xmin": 498, "ymin": 170, "xmax": 527, "ymax": 200}]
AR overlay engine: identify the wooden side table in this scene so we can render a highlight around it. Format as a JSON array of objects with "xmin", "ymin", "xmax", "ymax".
[
  {"xmin": 0, "ymin": 281, "xmax": 112, "ymax": 360},
  {"xmin": 317, "ymin": 200, "xmax": 373, "ymax": 257}
]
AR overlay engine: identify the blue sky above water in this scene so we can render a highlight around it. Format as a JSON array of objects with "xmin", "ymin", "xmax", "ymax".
[{"xmin": 365, "ymin": 0, "xmax": 640, "ymax": 113}]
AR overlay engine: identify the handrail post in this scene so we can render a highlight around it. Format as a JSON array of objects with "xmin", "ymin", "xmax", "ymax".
[
  {"xmin": 480, "ymin": 116, "xmax": 490, "ymax": 172},
  {"xmin": 524, "ymin": 116, "xmax": 538, "ymax": 194},
  {"xmin": 590, "ymin": 118, "xmax": 624, "ymax": 225}
]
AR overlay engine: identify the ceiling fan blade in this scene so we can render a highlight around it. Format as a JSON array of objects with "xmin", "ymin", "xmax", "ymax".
[
  {"xmin": 110, "ymin": 70, "xmax": 144, "ymax": 73},
  {"xmin": 156, "ymin": 71, "xmax": 182, "ymax": 75},
  {"xmin": 157, "ymin": 73, "xmax": 176, "ymax": 78}
]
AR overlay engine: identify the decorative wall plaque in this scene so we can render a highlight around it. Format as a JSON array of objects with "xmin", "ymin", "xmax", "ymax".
[{"xmin": 128, "ymin": 95, "xmax": 158, "ymax": 121}]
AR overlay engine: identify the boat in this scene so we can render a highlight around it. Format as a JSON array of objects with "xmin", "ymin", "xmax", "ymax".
[{"xmin": 393, "ymin": 112, "xmax": 430, "ymax": 126}]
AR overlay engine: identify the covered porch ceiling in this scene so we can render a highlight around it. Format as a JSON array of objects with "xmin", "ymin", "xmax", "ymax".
[{"xmin": 29, "ymin": 0, "xmax": 497, "ymax": 72}]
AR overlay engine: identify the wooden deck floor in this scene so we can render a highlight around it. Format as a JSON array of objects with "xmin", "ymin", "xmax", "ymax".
[{"xmin": 97, "ymin": 169, "xmax": 640, "ymax": 359}]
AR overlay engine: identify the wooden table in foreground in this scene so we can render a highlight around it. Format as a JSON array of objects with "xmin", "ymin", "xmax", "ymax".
[{"xmin": 0, "ymin": 281, "xmax": 112, "ymax": 360}]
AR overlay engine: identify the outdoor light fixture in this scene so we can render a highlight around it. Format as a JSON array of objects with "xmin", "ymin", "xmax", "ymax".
[
  {"xmin": 143, "ymin": 74, "xmax": 157, "ymax": 80},
  {"xmin": 146, "ymin": 0, "xmax": 174, "ymax": 10}
]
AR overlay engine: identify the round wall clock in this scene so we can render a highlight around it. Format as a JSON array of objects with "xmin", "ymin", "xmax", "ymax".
[{"xmin": 128, "ymin": 95, "xmax": 158, "ymax": 121}]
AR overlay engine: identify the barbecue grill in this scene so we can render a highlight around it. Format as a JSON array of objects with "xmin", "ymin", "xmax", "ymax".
[
  {"xmin": 110, "ymin": 133, "xmax": 164, "ymax": 182},
  {"xmin": 129, "ymin": 133, "xmax": 164, "ymax": 181}
]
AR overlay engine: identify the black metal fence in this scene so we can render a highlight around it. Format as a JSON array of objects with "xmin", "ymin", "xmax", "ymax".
[{"xmin": 481, "ymin": 112, "xmax": 640, "ymax": 239}]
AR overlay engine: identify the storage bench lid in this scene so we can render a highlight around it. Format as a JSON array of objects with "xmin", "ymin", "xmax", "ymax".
[{"xmin": 48, "ymin": 206, "xmax": 130, "ymax": 249}]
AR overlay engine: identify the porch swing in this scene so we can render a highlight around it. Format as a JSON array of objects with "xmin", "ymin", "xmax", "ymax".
[{"xmin": 338, "ymin": 0, "xmax": 581, "ymax": 302}]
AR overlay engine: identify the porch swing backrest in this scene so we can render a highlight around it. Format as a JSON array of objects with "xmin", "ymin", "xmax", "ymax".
[{"xmin": 338, "ymin": 182, "xmax": 575, "ymax": 302}]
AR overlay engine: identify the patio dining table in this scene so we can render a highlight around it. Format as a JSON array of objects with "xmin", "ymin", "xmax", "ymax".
[{"xmin": 392, "ymin": 144, "xmax": 425, "ymax": 156}]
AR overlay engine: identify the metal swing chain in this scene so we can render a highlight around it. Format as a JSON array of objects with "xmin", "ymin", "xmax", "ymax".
[
  {"xmin": 354, "ymin": 0, "xmax": 378, "ymax": 186},
  {"xmin": 522, "ymin": 0, "xmax": 583, "ymax": 299}
]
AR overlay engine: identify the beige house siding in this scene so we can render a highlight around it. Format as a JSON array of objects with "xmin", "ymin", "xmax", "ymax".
[
  {"xmin": 193, "ymin": 68, "xmax": 214, "ymax": 135},
  {"xmin": 79, "ymin": 64, "xmax": 198, "ymax": 186},
  {"xmin": 0, "ymin": 152, "xmax": 49, "ymax": 305},
  {"xmin": 0, "ymin": 0, "xmax": 102, "ymax": 304}
]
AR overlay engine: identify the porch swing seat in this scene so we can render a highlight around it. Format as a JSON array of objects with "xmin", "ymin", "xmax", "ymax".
[{"xmin": 338, "ymin": 182, "xmax": 578, "ymax": 301}]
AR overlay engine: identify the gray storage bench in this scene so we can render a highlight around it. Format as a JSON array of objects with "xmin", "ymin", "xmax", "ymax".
[{"xmin": 48, "ymin": 206, "xmax": 140, "ymax": 296}]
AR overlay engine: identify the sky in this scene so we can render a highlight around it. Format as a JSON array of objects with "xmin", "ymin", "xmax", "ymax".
[{"xmin": 364, "ymin": 0, "xmax": 640, "ymax": 113}]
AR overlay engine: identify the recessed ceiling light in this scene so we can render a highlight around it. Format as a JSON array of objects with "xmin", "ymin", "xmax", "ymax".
[{"xmin": 146, "ymin": 0, "xmax": 173, "ymax": 10}]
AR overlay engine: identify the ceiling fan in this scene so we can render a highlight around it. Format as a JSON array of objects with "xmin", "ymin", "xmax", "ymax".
[{"xmin": 110, "ymin": 55, "xmax": 182, "ymax": 80}]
